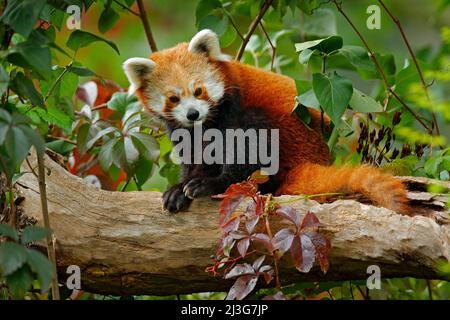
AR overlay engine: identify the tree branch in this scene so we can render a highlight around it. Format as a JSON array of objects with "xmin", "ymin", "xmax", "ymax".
[
  {"xmin": 377, "ymin": 0, "xmax": 440, "ymax": 136},
  {"xmin": 15, "ymin": 152, "xmax": 450, "ymax": 296},
  {"xmin": 331, "ymin": 0, "xmax": 432, "ymax": 134},
  {"xmin": 235, "ymin": 0, "xmax": 274, "ymax": 61},
  {"xmin": 136, "ymin": 0, "xmax": 158, "ymax": 53}
]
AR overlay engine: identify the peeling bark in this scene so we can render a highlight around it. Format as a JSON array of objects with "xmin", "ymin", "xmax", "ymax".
[{"xmin": 14, "ymin": 153, "xmax": 450, "ymax": 296}]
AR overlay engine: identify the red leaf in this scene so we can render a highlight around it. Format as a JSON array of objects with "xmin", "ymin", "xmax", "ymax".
[
  {"xmin": 291, "ymin": 235, "xmax": 316, "ymax": 273},
  {"xmin": 229, "ymin": 230, "xmax": 248, "ymax": 240},
  {"xmin": 250, "ymin": 170, "xmax": 270, "ymax": 184},
  {"xmin": 245, "ymin": 216, "xmax": 260, "ymax": 234},
  {"xmin": 237, "ymin": 238, "xmax": 250, "ymax": 258},
  {"xmin": 300, "ymin": 211, "xmax": 321, "ymax": 230},
  {"xmin": 263, "ymin": 271, "xmax": 273, "ymax": 284},
  {"xmin": 254, "ymin": 195, "xmax": 265, "ymax": 216},
  {"xmin": 299, "ymin": 235, "xmax": 316, "ymax": 273},
  {"xmin": 219, "ymin": 182, "xmax": 257, "ymax": 225},
  {"xmin": 306, "ymin": 231, "xmax": 332, "ymax": 274},
  {"xmin": 272, "ymin": 228, "xmax": 295, "ymax": 254},
  {"xmin": 222, "ymin": 214, "xmax": 241, "ymax": 235},
  {"xmin": 275, "ymin": 206, "xmax": 301, "ymax": 229},
  {"xmin": 220, "ymin": 194, "xmax": 245, "ymax": 226},
  {"xmin": 263, "ymin": 291, "xmax": 286, "ymax": 300},
  {"xmin": 226, "ymin": 275, "xmax": 259, "ymax": 300},
  {"xmin": 225, "ymin": 263, "xmax": 255, "ymax": 279},
  {"xmin": 252, "ymin": 233, "xmax": 273, "ymax": 252},
  {"xmin": 252, "ymin": 255, "xmax": 266, "ymax": 270}
]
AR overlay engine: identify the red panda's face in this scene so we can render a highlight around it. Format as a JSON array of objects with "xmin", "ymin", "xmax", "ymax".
[{"xmin": 123, "ymin": 30, "xmax": 230, "ymax": 127}]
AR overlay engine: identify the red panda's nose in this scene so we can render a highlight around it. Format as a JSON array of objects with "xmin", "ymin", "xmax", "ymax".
[{"xmin": 186, "ymin": 108, "xmax": 200, "ymax": 121}]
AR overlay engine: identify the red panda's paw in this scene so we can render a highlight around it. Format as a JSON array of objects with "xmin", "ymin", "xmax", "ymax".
[
  {"xmin": 183, "ymin": 177, "xmax": 225, "ymax": 199},
  {"xmin": 162, "ymin": 184, "xmax": 192, "ymax": 213}
]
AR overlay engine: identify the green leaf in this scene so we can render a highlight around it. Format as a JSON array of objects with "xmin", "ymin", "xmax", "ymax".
[
  {"xmin": 46, "ymin": 139, "xmax": 76, "ymax": 155},
  {"xmin": 296, "ymin": 0, "xmax": 318, "ymax": 15},
  {"xmin": 296, "ymin": 89, "xmax": 320, "ymax": 109},
  {"xmin": 68, "ymin": 65, "xmax": 96, "ymax": 77},
  {"xmin": 6, "ymin": 265, "xmax": 34, "ymax": 299},
  {"xmin": 21, "ymin": 226, "xmax": 50, "ymax": 245},
  {"xmin": 66, "ymin": 30, "xmax": 120, "ymax": 54},
  {"xmin": 295, "ymin": 35, "xmax": 343, "ymax": 54},
  {"xmin": 129, "ymin": 132, "xmax": 160, "ymax": 162},
  {"xmin": 11, "ymin": 73, "xmax": 44, "ymax": 107},
  {"xmin": 198, "ymin": 14, "xmax": 229, "ymax": 36},
  {"xmin": 107, "ymin": 92, "xmax": 138, "ymax": 115},
  {"xmin": 8, "ymin": 33, "xmax": 52, "ymax": 74},
  {"xmin": 292, "ymin": 101, "xmax": 312, "ymax": 126},
  {"xmin": 195, "ymin": 0, "xmax": 222, "ymax": 26},
  {"xmin": 1, "ymin": 0, "xmax": 47, "ymax": 37},
  {"xmin": 312, "ymin": 72, "xmax": 353, "ymax": 125},
  {"xmin": 5, "ymin": 126, "xmax": 31, "ymax": 165},
  {"xmin": 98, "ymin": 5, "xmax": 120, "ymax": 33},
  {"xmin": 99, "ymin": 137, "xmax": 117, "ymax": 172},
  {"xmin": 0, "ymin": 242, "xmax": 27, "ymax": 275},
  {"xmin": 337, "ymin": 46, "xmax": 374, "ymax": 71},
  {"xmin": 302, "ymin": 8, "xmax": 337, "ymax": 37},
  {"xmin": 299, "ymin": 48, "xmax": 316, "ymax": 64},
  {"xmin": 349, "ymin": 89, "xmax": 383, "ymax": 113},
  {"xmin": 134, "ymin": 156, "xmax": 153, "ymax": 187},
  {"xmin": 0, "ymin": 65, "xmax": 9, "ymax": 97},
  {"xmin": 25, "ymin": 248, "xmax": 53, "ymax": 292},
  {"xmin": 0, "ymin": 223, "xmax": 19, "ymax": 241},
  {"xmin": 86, "ymin": 126, "xmax": 118, "ymax": 150},
  {"xmin": 41, "ymin": 105, "xmax": 73, "ymax": 133}
]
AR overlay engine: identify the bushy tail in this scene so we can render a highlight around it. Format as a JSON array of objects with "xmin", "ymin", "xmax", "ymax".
[{"xmin": 277, "ymin": 163, "xmax": 411, "ymax": 214}]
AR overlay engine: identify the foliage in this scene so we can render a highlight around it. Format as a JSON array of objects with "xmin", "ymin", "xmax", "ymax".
[
  {"xmin": 0, "ymin": 224, "xmax": 52, "ymax": 299},
  {"xmin": 206, "ymin": 172, "xmax": 331, "ymax": 300},
  {"xmin": 0, "ymin": 0, "xmax": 448, "ymax": 300}
]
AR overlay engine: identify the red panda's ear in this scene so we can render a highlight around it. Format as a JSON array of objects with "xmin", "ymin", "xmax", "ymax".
[
  {"xmin": 123, "ymin": 58, "xmax": 155, "ymax": 95},
  {"xmin": 188, "ymin": 29, "xmax": 230, "ymax": 61}
]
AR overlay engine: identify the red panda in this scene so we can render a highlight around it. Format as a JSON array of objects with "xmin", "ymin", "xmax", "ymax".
[{"xmin": 123, "ymin": 29, "xmax": 410, "ymax": 214}]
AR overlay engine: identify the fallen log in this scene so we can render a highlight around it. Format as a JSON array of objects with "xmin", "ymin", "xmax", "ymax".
[{"xmin": 12, "ymin": 152, "xmax": 450, "ymax": 296}]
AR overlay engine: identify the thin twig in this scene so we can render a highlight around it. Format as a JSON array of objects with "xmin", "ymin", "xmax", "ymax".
[
  {"xmin": 113, "ymin": 0, "xmax": 140, "ymax": 17},
  {"xmin": 235, "ymin": 0, "xmax": 274, "ymax": 61},
  {"xmin": 7, "ymin": 179, "xmax": 16, "ymax": 229},
  {"xmin": 263, "ymin": 194, "xmax": 281, "ymax": 291},
  {"xmin": 259, "ymin": 22, "xmax": 276, "ymax": 71},
  {"xmin": 136, "ymin": 0, "xmax": 158, "ymax": 53},
  {"xmin": 47, "ymin": 135, "xmax": 77, "ymax": 145},
  {"xmin": 36, "ymin": 151, "xmax": 60, "ymax": 300},
  {"xmin": 378, "ymin": 0, "xmax": 440, "ymax": 136},
  {"xmin": 44, "ymin": 63, "xmax": 73, "ymax": 103},
  {"xmin": 426, "ymin": 280, "xmax": 433, "ymax": 300},
  {"xmin": 223, "ymin": 9, "xmax": 244, "ymax": 40},
  {"xmin": 331, "ymin": 1, "xmax": 432, "ymax": 134}
]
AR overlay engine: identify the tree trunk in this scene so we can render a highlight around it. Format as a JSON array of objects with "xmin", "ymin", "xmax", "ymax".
[{"xmin": 13, "ymin": 152, "xmax": 450, "ymax": 296}]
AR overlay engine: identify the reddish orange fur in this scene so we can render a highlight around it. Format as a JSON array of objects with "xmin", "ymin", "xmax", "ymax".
[
  {"xmin": 138, "ymin": 43, "xmax": 410, "ymax": 214},
  {"xmin": 211, "ymin": 60, "xmax": 410, "ymax": 214}
]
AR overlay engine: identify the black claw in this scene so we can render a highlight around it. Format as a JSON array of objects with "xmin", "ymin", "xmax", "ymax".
[{"xmin": 163, "ymin": 184, "xmax": 192, "ymax": 213}]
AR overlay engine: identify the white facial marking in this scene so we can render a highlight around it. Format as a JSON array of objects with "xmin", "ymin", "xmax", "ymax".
[{"xmin": 172, "ymin": 96, "xmax": 209, "ymax": 127}]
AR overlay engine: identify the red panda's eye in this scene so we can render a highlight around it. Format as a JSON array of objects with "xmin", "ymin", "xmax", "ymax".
[
  {"xmin": 194, "ymin": 88, "xmax": 202, "ymax": 97},
  {"xmin": 169, "ymin": 96, "xmax": 180, "ymax": 103}
]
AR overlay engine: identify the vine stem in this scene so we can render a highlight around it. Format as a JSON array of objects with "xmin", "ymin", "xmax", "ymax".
[
  {"xmin": 43, "ymin": 62, "xmax": 73, "ymax": 103},
  {"xmin": 113, "ymin": 0, "xmax": 140, "ymax": 17},
  {"xmin": 263, "ymin": 194, "xmax": 281, "ymax": 291},
  {"xmin": 377, "ymin": 0, "xmax": 440, "ymax": 136},
  {"xmin": 331, "ymin": 0, "xmax": 432, "ymax": 135},
  {"xmin": 36, "ymin": 152, "xmax": 60, "ymax": 300},
  {"xmin": 235, "ymin": 0, "xmax": 274, "ymax": 61},
  {"xmin": 259, "ymin": 22, "xmax": 276, "ymax": 71},
  {"xmin": 7, "ymin": 178, "xmax": 16, "ymax": 229},
  {"xmin": 136, "ymin": 0, "xmax": 158, "ymax": 53}
]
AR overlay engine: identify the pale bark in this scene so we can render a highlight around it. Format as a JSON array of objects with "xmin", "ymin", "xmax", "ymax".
[{"xmin": 14, "ymin": 153, "xmax": 450, "ymax": 296}]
